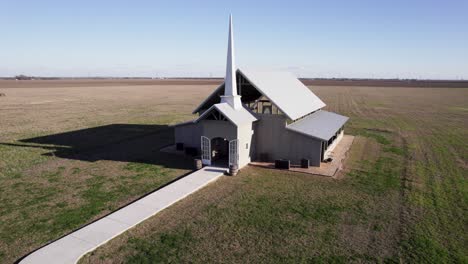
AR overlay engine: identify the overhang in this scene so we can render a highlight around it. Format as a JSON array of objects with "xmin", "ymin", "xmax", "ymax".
[
  {"xmin": 238, "ymin": 69, "xmax": 326, "ymax": 120},
  {"xmin": 196, "ymin": 103, "xmax": 257, "ymax": 126},
  {"xmin": 192, "ymin": 68, "xmax": 326, "ymax": 120},
  {"xmin": 286, "ymin": 110, "xmax": 349, "ymax": 141}
]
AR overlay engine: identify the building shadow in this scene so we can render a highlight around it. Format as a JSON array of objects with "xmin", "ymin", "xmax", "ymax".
[{"xmin": 2, "ymin": 124, "xmax": 193, "ymax": 170}]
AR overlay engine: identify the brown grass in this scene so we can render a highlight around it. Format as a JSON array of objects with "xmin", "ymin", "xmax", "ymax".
[
  {"xmin": 0, "ymin": 79, "xmax": 222, "ymax": 88},
  {"xmin": 79, "ymin": 136, "xmax": 403, "ymax": 263},
  {"xmin": 0, "ymin": 82, "xmax": 220, "ymax": 263},
  {"xmin": 0, "ymin": 80, "xmax": 466, "ymax": 263},
  {"xmin": 80, "ymin": 85, "xmax": 466, "ymax": 263}
]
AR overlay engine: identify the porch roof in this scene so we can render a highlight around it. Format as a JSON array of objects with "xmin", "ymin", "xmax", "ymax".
[
  {"xmin": 198, "ymin": 103, "xmax": 257, "ymax": 126},
  {"xmin": 286, "ymin": 110, "xmax": 349, "ymax": 141}
]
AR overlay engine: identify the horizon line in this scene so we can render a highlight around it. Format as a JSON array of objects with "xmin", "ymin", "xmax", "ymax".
[{"xmin": 1, "ymin": 76, "xmax": 467, "ymax": 82}]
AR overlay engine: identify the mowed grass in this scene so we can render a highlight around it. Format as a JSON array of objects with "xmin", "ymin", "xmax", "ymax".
[
  {"xmin": 0, "ymin": 84, "xmax": 209, "ymax": 263},
  {"xmin": 322, "ymin": 87, "xmax": 468, "ymax": 262},
  {"xmin": 81, "ymin": 134, "xmax": 404, "ymax": 263},
  {"xmin": 1, "ymin": 83, "xmax": 467, "ymax": 263},
  {"xmin": 81, "ymin": 86, "xmax": 467, "ymax": 263},
  {"xmin": 0, "ymin": 128, "xmax": 194, "ymax": 263}
]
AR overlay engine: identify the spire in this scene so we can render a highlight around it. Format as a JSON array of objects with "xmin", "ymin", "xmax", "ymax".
[{"xmin": 220, "ymin": 14, "xmax": 242, "ymax": 109}]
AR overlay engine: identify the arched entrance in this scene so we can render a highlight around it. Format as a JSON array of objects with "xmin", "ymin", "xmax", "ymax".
[{"xmin": 211, "ymin": 137, "xmax": 229, "ymax": 166}]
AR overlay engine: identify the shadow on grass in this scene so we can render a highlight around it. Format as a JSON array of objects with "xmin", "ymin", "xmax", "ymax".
[
  {"xmin": 1, "ymin": 124, "xmax": 192, "ymax": 170},
  {"xmin": 13, "ymin": 165, "xmax": 197, "ymax": 264},
  {"xmin": 6, "ymin": 124, "xmax": 199, "ymax": 263}
]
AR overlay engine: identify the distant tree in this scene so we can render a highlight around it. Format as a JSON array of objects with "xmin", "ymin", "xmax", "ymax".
[{"xmin": 15, "ymin": 74, "xmax": 33, "ymax": 80}]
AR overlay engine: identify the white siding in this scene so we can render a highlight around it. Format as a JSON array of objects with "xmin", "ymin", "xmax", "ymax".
[
  {"xmin": 237, "ymin": 122, "xmax": 255, "ymax": 168},
  {"xmin": 200, "ymin": 120, "xmax": 237, "ymax": 141},
  {"xmin": 254, "ymin": 114, "xmax": 322, "ymax": 166}
]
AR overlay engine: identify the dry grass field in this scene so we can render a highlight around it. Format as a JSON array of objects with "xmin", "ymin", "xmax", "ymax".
[{"xmin": 0, "ymin": 80, "xmax": 467, "ymax": 263}]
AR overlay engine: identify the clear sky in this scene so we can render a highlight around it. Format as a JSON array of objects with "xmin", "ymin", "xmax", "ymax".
[{"xmin": 1, "ymin": 0, "xmax": 467, "ymax": 79}]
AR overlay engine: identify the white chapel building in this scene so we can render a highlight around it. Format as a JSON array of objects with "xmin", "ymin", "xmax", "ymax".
[{"xmin": 174, "ymin": 16, "xmax": 349, "ymax": 168}]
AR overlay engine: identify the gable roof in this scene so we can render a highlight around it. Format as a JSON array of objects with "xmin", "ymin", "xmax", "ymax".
[
  {"xmin": 286, "ymin": 110, "xmax": 348, "ymax": 141},
  {"xmin": 178, "ymin": 103, "xmax": 256, "ymax": 127},
  {"xmin": 239, "ymin": 69, "xmax": 326, "ymax": 120},
  {"xmin": 193, "ymin": 68, "xmax": 326, "ymax": 120}
]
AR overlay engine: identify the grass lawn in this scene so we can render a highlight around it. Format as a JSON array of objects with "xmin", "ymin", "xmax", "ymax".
[
  {"xmin": 0, "ymin": 84, "xmax": 207, "ymax": 263},
  {"xmin": 80, "ymin": 134, "xmax": 405, "ymax": 263},
  {"xmin": 80, "ymin": 86, "xmax": 467, "ymax": 263},
  {"xmin": 0, "ymin": 126, "xmax": 194, "ymax": 263},
  {"xmin": 1, "ymin": 82, "xmax": 466, "ymax": 263}
]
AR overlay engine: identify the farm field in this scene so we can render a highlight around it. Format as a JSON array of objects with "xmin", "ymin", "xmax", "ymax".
[{"xmin": 0, "ymin": 80, "xmax": 467, "ymax": 263}]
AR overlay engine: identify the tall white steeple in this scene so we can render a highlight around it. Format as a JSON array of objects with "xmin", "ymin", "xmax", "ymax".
[{"xmin": 220, "ymin": 15, "xmax": 242, "ymax": 109}]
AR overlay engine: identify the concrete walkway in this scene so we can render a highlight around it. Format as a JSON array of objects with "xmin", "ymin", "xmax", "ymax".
[{"xmin": 19, "ymin": 166, "xmax": 227, "ymax": 264}]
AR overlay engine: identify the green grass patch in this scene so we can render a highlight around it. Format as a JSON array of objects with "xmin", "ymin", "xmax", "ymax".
[
  {"xmin": 50, "ymin": 175, "xmax": 130, "ymax": 232},
  {"xmin": 401, "ymin": 230, "xmax": 452, "ymax": 263},
  {"xmin": 127, "ymin": 229, "xmax": 193, "ymax": 264},
  {"xmin": 401, "ymin": 134, "xmax": 468, "ymax": 263},
  {"xmin": 99, "ymin": 162, "xmax": 399, "ymax": 263},
  {"xmin": 290, "ymin": 201, "xmax": 344, "ymax": 223},
  {"xmin": 358, "ymin": 130, "xmax": 391, "ymax": 145},
  {"xmin": 42, "ymin": 166, "xmax": 65, "ymax": 183},
  {"xmin": 124, "ymin": 162, "xmax": 166, "ymax": 176},
  {"xmin": 49, "ymin": 163, "xmax": 181, "ymax": 236},
  {"xmin": 383, "ymin": 146, "xmax": 406, "ymax": 156},
  {"xmin": 348, "ymin": 156, "xmax": 401, "ymax": 195}
]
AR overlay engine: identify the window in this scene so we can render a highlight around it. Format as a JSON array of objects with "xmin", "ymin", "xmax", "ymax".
[
  {"xmin": 262, "ymin": 105, "xmax": 272, "ymax": 114},
  {"xmin": 246, "ymin": 143, "xmax": 249, "ymax": 149}
]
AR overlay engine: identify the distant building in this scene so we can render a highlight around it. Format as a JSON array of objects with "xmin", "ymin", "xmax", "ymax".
[
  {"xmin": 15, "ymin": 75, "xmax": 34, "ymax": 80},
  {"xmin": 174, "ymin": 16, "xmax": 348, "ymax": 168}
]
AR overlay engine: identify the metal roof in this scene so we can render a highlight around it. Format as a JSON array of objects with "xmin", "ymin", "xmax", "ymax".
[
  {"xmin": 286, "ymin": 110, "xmax": 349, "ymax": 141},
  {"xmin": 197, "ymin": 103, "xmax": 257, "ymax": 126},
  {"xmin": 238, "ymin": 69, "xmax": 326, "ymax": 120},
  {"xmin": 192, "ymin": 69, "xmax": 326, "ymax": 119}
]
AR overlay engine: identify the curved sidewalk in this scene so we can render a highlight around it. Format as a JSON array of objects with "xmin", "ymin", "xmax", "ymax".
[{"xmin": 19, "ymin": 166, "xmax": 227, "ymax": 264}]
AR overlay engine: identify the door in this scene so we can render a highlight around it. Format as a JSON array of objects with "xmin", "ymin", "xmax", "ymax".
[
  {"xmin": 201, "ymin": 136, "xmax": 211, "ymax": 165},
  {"xmin": 229, "ymin": 139, "xmax": 239, "ymax": 167}
]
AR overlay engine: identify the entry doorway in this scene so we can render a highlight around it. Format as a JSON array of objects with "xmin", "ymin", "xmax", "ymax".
[
  {"xmin": 211, "ymin": 137, "xmax": 229, "ymax": 166},
  {"xmin": 201, "ymin": 136, "xmax": 238, "ymax": 167}
]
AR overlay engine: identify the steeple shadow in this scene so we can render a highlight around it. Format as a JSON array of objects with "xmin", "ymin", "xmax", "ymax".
[{"xmin": 3, "ymin": 124, "xmax": 193, "ymax": 170}]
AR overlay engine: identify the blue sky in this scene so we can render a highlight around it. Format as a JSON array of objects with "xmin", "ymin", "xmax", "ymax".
[{"xmin": 1, "ymin": 0, "xmax": 467, "ymax": 79}]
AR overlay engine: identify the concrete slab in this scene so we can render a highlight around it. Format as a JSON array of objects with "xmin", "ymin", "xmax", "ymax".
[
  {"xmin": 19, "ymin": 166, "xmax": 227, "ymax": 264},
  {"xmin": 71, "ymin": 217, "xmax": 130, "ymax": 246},
  {"xmin": 107, "ymin": 203, "xmax": 159, "ymax": 226},
  {"xmin": 20, "ymin": 235, "xmax": 91, "ymax": 264}
]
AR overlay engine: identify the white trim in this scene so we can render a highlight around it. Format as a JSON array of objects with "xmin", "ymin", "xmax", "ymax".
[
  {"xmin": 195, "ymin": 103, "xmax": 256, "ymax": 127},
  {"xmin": 229, "ymin": 139, "xmax": 239, "ymax": 167},
  {"xmin": 196, "ymin": 104, "xmax": 237, "ymax": 126},
  {"xmin": 324, "ymin": 130, "xmax": 344, "ymax": 160},
  {"xmin": 201, "ymin": 136, "xmax": 211, "ymax": 165}
]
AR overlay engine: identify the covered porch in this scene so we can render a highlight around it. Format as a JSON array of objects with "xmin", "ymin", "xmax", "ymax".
[{"xmin": 250, "ymin": 134, "xmax": 354, "ymax": 178}]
